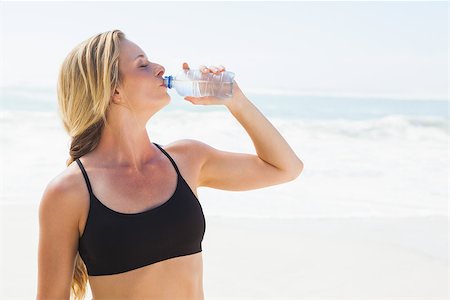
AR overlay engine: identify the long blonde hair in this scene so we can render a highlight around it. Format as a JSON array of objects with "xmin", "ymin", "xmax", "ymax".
[{"xmin": 56, "ymin": 29, "xmax": 125, "ymax": 300}]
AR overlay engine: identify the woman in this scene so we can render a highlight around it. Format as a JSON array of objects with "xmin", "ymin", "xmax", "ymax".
[{"xmin": 37, "ymin": 29, "xmax": 303, "ymax": 300}]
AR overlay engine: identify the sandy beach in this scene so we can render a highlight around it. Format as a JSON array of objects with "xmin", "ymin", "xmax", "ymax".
[
  {"xmin": 0, "ymin": 202, "xmax": 447, "ymax": 299},
  {"xmin": 1, "ymin": 108, "xmax": 447, "ymax": 299}
]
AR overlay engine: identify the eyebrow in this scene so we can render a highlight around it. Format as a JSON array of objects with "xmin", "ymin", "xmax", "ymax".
[{"xmin": 134, "ymin": 54, "xmax": 146, "ymax": 60}]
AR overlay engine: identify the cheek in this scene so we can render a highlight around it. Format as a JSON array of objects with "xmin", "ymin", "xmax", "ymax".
[
  {"xmin": 125, "ymin": 77, "xmax": 162, "ymax": 103},
  {"xmin": 122, "ymin": 69, "xmax": 163, "ymax": 98},
  {"xmin": 124, "ymin": 74, "xmax": 147, "ymax": 93}
]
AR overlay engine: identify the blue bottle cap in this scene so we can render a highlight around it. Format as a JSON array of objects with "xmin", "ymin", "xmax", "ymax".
[{"xmin": 163, "ymin": 76, "xmax": 173, "ymax": 89}]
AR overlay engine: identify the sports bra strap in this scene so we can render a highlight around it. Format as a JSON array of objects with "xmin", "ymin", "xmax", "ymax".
[
  {"xmin": 76, "ymin": 158, "xmax": 94, "ymax": 196},
  {"xmin": 75, "ymin": 143, "xmax": 179, "ymax": 196},
  {"xmin": 153, "ymin": 142, "xmax": 181, "ymax": 177}
]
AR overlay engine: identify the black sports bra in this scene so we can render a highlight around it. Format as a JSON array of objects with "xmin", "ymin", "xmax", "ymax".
[{"xmin": 76, "ymin": 142, "xmax": 206, "ymax": 276}]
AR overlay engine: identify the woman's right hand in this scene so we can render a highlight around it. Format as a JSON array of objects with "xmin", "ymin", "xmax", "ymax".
[{"xmin": 181, "ymin": 62, "xmax": 248, "ymax": 110}]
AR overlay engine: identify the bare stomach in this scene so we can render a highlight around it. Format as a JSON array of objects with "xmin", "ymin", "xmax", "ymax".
[{"xmin": 88, "ymin": 252, "xmax": 204, "ymax": 300}]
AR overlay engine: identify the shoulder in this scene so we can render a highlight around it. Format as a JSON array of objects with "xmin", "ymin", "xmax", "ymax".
[
  {"xmin": 161, "ymin": 139, "xmax": 214, "ymax": 187},
  {"xmin": 37, "ymin": 161, "xmax": 85, "ymax": 297},
  {"xmin": 162, "ymin": 139, "xmax": 213, "ymax": 166},
  {"xmin": 38, "ymin": 161, "xmax": 86, "ymax": 230},
  {"xmin": 163, "ymin": 138, "xmax": 212, "ymax": 154},
  {"xmin": 41, "ymin": 161, "xmax": 86, "ymax": 202}
]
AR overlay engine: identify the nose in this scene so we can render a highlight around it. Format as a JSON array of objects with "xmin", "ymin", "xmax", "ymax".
[{"xmin": 156, "ymin": 65, "xmax": 165, "ymax": 77}]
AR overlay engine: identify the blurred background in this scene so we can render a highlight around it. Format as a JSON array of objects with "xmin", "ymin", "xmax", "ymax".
[{"xmin": 0, "ymin": 1, "xmax": 448, "ymax": 299}]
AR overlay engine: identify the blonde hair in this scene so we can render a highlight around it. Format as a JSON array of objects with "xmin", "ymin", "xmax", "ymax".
[{"xmin": 56, "ymin": 29, "xmax": 125, "ymax": 300}]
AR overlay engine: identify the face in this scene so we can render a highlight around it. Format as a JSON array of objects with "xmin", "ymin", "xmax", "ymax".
[{"xmin": 112, "ymin": 38, "xmax": 169, "ymax": 116}]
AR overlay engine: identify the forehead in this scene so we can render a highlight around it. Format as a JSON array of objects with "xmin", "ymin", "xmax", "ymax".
[{"xmin": 119, "ymin": 39, "xmax": 147, "ymax": 62}]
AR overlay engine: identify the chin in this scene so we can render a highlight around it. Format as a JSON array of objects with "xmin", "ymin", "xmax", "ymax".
[
  {"xmin": 163, "ymin": 93, "xmax": 171, "ymax": 101},
  {"xmin": 150, "ymin": 93, "xmax": 170, "ymax": 103},
  {"xmin": 158, "ymin": 93, "xmax": 171, "ymax": 106}
]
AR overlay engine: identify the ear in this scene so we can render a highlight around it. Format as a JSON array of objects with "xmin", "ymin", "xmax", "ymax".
[{"xmin": 111, "ymin": 87, "xmax": 122, "ymax": 104}]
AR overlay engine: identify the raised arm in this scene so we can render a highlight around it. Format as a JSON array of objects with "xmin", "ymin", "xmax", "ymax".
[
  {"xmin": 195, "ymin": 139, "xmax": 301, "ymax": 191},
  {"xmin": 179, "ymin": 64, "xmax": 304, "ymax": 191},
  {"xmin": 36, "ymin": 175, "xmax": 81, "ymax": 300}
]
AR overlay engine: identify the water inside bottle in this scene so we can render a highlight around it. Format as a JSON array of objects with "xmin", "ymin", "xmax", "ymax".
[{"xmin": 178, "ymin": 80, "xmax": 233, "ymax": 98}]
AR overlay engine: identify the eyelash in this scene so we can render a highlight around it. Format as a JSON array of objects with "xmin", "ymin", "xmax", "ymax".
[{"xmin": 140, "ymin": 64, "xmax": 149, "ymax": 68}]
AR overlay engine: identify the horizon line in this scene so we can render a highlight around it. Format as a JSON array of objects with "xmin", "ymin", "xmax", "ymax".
[{"xmin": 0, "ymin": 84, "xmax": 448, "ymax": 102}]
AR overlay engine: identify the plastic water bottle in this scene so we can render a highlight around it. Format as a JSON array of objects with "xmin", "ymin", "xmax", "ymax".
[{"xmin": 163, "ymin": 69, "xmax": 235, "ymax": 99}]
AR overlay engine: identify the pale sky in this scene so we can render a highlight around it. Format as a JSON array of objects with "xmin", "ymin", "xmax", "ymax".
[{"xmin": 0, "ymin": 1, "xmax": 448, "ymax": 100}]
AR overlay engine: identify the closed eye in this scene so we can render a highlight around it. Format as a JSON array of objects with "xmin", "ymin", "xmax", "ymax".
[{"xmin": 140, "ymin": 64, "xmax": 149, "ymax": 68}]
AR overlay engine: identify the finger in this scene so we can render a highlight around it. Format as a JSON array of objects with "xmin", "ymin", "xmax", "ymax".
[
  {"xmin": 209, "ymin": 65, "xmax": 219, "ymax": 74},
  {"xmin": 200, "ymin": 65, "xmax": 209, "ymax": 73},
  {"xmin": 218, "ymin": 65, "xmax": 226, "ymax": 72},
  {"xmin": 184, "ymin": 96, "xmax": 204, "ymax": 104},
  {"xmin": 182, "ymin": 62, "xmax": 190, "ymax": 70}
]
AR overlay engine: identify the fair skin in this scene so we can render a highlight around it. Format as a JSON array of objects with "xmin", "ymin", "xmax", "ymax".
[{"xmin": 37, "ymin": 38, "xmax": 303, "ymax": 299}]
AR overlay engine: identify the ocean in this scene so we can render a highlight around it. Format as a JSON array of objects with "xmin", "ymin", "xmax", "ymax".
[{"xmin": 1, "ymin": 86, "xmax": 448, "ymax": 219}]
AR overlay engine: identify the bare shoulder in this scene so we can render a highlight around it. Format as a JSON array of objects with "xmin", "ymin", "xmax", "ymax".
[
  {"xmin": 161, "ymin": 139, "xmax": 212, "ymax": 189},
  {"xmin": 39, "ymin": 162, "xmax": 86, "ymax": 231},
  {"xmin": 37, "ymin": 162, "xmax": 87, "ymax": 298},
  {"xmin": 162, "ymin": 138, "xmax": 213, "ymax": 169},
  {"xmin": 163, "ymin": 138, "xmax": 211, "ymax": 159}
]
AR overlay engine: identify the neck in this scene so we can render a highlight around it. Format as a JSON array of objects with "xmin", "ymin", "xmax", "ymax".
[{"xmin": 92, "ymin": 110, "xmax": 157, "ymax": 172}]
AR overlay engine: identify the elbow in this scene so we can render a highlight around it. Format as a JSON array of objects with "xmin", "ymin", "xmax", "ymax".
[
  {"xmin": 286, "ymin": 160, "xmax": 304, "ymax": 181},
  {"xmin": 293, "ymin": 161, "xmax": 304, "ymax": 179}
]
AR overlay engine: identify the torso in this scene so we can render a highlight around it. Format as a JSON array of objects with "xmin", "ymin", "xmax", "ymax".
[{"xmin": 66, "ymin": 140, "xmax": 204, "ymax": 300}]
